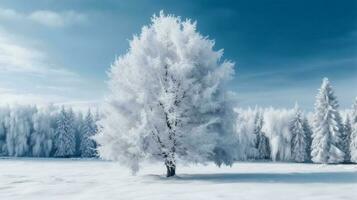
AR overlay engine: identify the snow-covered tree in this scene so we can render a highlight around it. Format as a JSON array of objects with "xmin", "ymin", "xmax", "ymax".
[
  {"xmin": 254, "ymin": 110, "xmax": 270, "ymax": 159},
  {"xmin": 95, "ymin": 12, "xmax": 236, "ymax": 177},
  {"xmin": 234, "ymin": 108, "xmax": 260, "ymax": 160},
  {"xmin": 302, "ymin": 118, "xmax": 313, "ymax": 162},
  {"xmin": 0, "ymin": 107, "xmax": 10, "ymax": 156},
  {"xmin": 342, "ymin": 116, "xmax": 352, "ymax": 162},
  {"xmin": 54, "ymin": 107, "xmax": 76, "ymax": 157},
  {"xmin": 350, "ymin": 97, "xmax": 357, "ymax": 163},
  {"xmin": 80, "ymin": 110, "xmax": 97, "ymax": 157},
  {"xmin": 263, "ymin": 108, "xmax": 294, "ymax": 161},
  {"xmin": 31, "ymin": 107, "xmax": 56, "ymax": 157},
  {"xmin": 311, "ymin": 78, "xmax": 345, "ymax": 163},
  {"xmin": 5, "ymin": 106, "xmax": 36, "ymax": 156},
  {"xmin": 289, "ymin": 103, "xmax": 308, "ymax": 162},
  {"xmin": 75, "ymin": 112, "xmax": 84, "ymax": 157}
]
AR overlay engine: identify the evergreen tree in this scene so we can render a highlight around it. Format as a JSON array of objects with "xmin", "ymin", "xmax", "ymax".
[
  {"xmin": 75, "ymin": 112, "xmax": 84, "ymax": 157},
  {"xmin": 54, "ymin": 107, "xmax": 76, "ymax": 157},
  {"xmin": 350, "ymin": 97, "xmax": 357, "ymax": 163},
  {"xmin": 342, "ymin": 116, "xmax": 352, "ymax": 162},
  {"xmin": 31, "ymin": 108, "xmax": 55, "ymax": 157},
  {"xmin": 311, "ymin": 78, "xmax": 345, "ymax": 163},
  {"xmin": 302, "ymin": 118, "xmax": 313, "ymax": 162},
  {"xmin": 254, "ymin": 111, "xmax": 270, "ymax": 159},
  {"xmin": 80, "ymin": 110, "xmax": 97, "ymax": 157},
  {"xmin": 290, "ymin": 103, "xmax": 308, "ymax": 162}
]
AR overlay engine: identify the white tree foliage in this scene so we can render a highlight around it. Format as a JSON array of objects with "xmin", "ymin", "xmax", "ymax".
[
  {"xmin": 54, "ymin": 107, "xmax": 76, "ymax": 157},
  {"xmin": 342, "ymin": 116, "xmax": 352, "ymax": 162},
  {"xmin": 234, "ymin": 108, "xmax": 260, "ymax": 160},
  {"xmin": 263, "ymin": 108, "xmax": 294, "ymax": 161},
  {"xmin": 350, "ymin": 97, "xmax": 357, "ymax": 163},
  {"xmin": 311, "ymin": 78, "xmax": 345, "ymax": 163},
  {"xmin": 5, "ymin": 106, "xmax": 36, "ymax": 156},
  {"xmin": 95, "ymin": 12, "xmax": 236, "ymax": 176},
  {"xmin": 302, "ymin": 117, "xmax": 313, "ymax": 162},
  {"xmin": 290, "ymin": 103, "xmax": 308, "ymax": 162},
  {"xmin": 31, "ymin": 106, "xmax": 57, "ymax": 157},
  {"xmin": 255, "ymin": 110, "xmax": 271, "ymax": 159},
  {"xmin": 0, "ymin": 107, "xmax": 10, "ymax": 156},
  {"xmin": 80, "ymin": 110, "xmax": 97, "ymax": 157}
]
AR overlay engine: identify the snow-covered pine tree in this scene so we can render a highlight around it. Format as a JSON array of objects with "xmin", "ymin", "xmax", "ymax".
[
  {"xmin": 0, "ymin": 107, "xmax": 9, "ymax": 156},
  {"xmin": 290, "ymin": 103, "xmax": 308, "ymax": 162},
  {"xmin": 342, "ymin": 116, "xmax": 352, "ymax": 162},
  {"xmin": 80, "ymin": 110, "xmax": 97, "ymax": 157},
  {"xmin": 350, "ymin": 97, "xmax": 357, "ymax": 163},
  {"xmin": 254, "ymin": 110, "xmax": 271, "ymax": 159},
  {"xmin": 31, "ymin": 107, "xmax": 55, "ymax": 157},
  {"xmin": 95, "ymin": 11, "xmax": 236, "ymax": 177},
  {"xmin": 5, "ymin": 106, "xmax": 36, "ymax": 156},
  {"xmin": 54, "ymin": 107, "xmax": 76, "ymax": 157},
  {"xmin": 75, "ymin": 112, "xmax": 84, "ymax": 157},
  {"xmin": 302, "ymin": 118, "xmax": 313, "ymax": 162},
  {"xmin": 311, "ymin": 78, "xmax": 345, "ymax": 163}
]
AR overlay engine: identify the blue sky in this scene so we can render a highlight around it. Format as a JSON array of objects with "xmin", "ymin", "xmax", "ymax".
[{"xmin": 0, "ymin": 0, "xmax": 356, "ymax": 110}]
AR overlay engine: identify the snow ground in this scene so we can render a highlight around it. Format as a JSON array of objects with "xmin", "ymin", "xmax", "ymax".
[{"xmin": 0, "ymin": 158, "xmax": 356, "ymax": 200}]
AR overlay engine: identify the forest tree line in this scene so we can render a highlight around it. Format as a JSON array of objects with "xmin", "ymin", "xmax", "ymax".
[
  {"xmin": 0, "ymin": 105, "xmax": 98, "ymax": 158},
  {"xmin": 0, "ymin": 80, "xmax": 356, "ymax": 164}
]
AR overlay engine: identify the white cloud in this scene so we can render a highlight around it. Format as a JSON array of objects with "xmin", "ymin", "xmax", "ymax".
[
  {"xmin": 0, "ymin": 28, "xmax": 79, "ymax": 78},
  {"xmin": 0, "ymin": 8, "xmax": 87, "ymax": 28},
  {"xmin": 0, "ymin": 8, "xmax": 21, "ymax": 20},
  {"xmin": 0, "ymin": 27, "xmax": 93, "ymax": 107},
  {"xmin": 29, "ymin": 10, "xmax": 87, "ymax": 28}
]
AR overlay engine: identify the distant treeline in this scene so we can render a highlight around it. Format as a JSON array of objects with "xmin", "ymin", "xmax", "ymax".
[
  {"xmin": 0, "ymin": 80, "xmax": 356, "ymax": 164},
  {"xmin": 0, "ymin": 105, "xmax": 98, "ymax": 157}
]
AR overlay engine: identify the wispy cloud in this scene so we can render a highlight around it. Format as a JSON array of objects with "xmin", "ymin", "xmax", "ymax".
[
  {"xmin": 0, "ymin": 25, "xmax": 94, "ymax": 107},
  {"xmin": 0, "ymin": 28, "xmax": 78, "ymax": 77},
  {"xmin": 0, "ymin": 8, "xmax": 87, "ymax": 28},
  {"xmin": 29, "ymin": 10, "xmax": 87, "ymax": 28}
]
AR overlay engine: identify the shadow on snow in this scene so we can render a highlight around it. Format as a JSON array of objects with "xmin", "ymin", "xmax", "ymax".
[{"xmin": 146, "ymin": 172, "xmax": 357, "ymax": 184}]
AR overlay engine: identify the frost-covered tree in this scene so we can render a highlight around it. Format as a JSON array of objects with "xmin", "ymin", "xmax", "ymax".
[
  {"xmin": 254, "ymin": 111, "xmax": 270, "ymax": 159},
  {"xmin": 95, "ymin": 12, "xmax": 236, "ymax": 177},
  {"xmin": 234, "ymin": 108, "xmax": 260, "ymax": 160},
  {"xmin": 80, "ymin": 110, "xmax": 97, "ymax": 157},
  {"xmin": 31, "ymin": 107, "xmax": 56, "ymax": 157},
  {"xmin": 54, "ymin": 107, "xmax": 76, "ymax": 157},
  {"xmin": 75, "ymin": 112, "xmax": 84, "ymax": 157},
  {"xmin": 350, "ymin": 97, "xmax": 357, "ymax": 163},
  {"xmin": 5, "ymin": 106, "xmax": 36, "ymax": 156},
  {"xmin": 0, "ymin": 107, "xmax": 10, "ymax": 156},
  {"xmin": 290, "ymin": 103, "xmax": 308, "ymax": 162},
  {"xmin": 302, "ymin": 118, "xmax": 313, "ymax": 162},
  {"xmin": 342, "ymin": 116, "xmax": 352, "ymax": 162},
  {"xmin": 311, "ymin": 78, "xmax": 345, "ymax": 163},
  {"xmin": 263, "ymin": 108, "xmax": 294, "ymax": 161}
]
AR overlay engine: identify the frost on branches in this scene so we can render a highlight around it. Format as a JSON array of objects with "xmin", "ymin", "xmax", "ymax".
[
  {"xmin": 95, "ymin": 12, "xmax": 236, "ymax": 177},
  {"xmin": 254, "ymin": 110, "xmax": 271, "ymax": 160},
  {"xmin": 350, "ymin": 97, "xmax": 357, "ymax": 163},
  {"xmin": 54, "ymin": 107, "xmax": 76, "ymax": 157},
  {"xmin": 80, "ymin": 110, "xmax": 97, "ymax": 157},
  {"xmin": 311, "ymin": 78, "xmax": 345, "ymax": 163},
  {"xmin": 289, "ymin": 103, "xmax": 308, "ymax": 162}
]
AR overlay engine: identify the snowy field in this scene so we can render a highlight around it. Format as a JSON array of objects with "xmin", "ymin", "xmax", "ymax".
[{"xmin": 0, "ymin": 158, "xmax": 356, "ymax": 200}]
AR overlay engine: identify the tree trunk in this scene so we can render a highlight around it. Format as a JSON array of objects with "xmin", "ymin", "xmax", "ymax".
[{"xmin": 165, "ymin": 161, "xmax": 176, "ymax": 177}]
